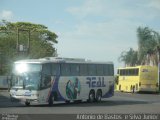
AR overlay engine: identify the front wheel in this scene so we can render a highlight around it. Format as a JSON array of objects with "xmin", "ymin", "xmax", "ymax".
[
  {"xmin": 25, "ymin": 101, "xmax": 30, "ymax": 106},
  {"xmin": 48, "ymin": 95, "xmax": 54, "ymax": 106}
]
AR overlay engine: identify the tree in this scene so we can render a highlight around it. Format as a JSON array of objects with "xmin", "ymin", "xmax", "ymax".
[
  {"xmin": 0, "ymin": 20, "xmax": 58, "ymax": 75},
  {"xmin": 119, "ymin": 48, "xmax": 138, "ymax": 66},
  {"xmin": 119, "ymin": 26, "xmax": 160, "ymax": 67},
  {"xmin": 137, "ymin": 27, "xmax": 160, "ymax": 65}
]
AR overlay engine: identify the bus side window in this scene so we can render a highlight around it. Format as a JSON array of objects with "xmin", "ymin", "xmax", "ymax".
[
  {"xmin": 135, "ymin": 69, "xmax": 139, "ymax": 76},
  {"xmin": 103, "ymin": 64, "xmax": 109, "ymax": 76},
  {"xmin": 109, "ymin": 64, "xmax": 114, "ymax": 76},
  {"xmin": 61, "ymin": 63, "xmax": 71, "ymax": 76},
  {"xmin": 52, "ymin": 63, "xmax": 60, "ymax": 76},
  {"xmin": 97, "ymin": 64, "xmax": 104, "ymax": 76},
  {"xmin": 70, "ymin": 64, "xmax": 79, "ymax": 76},
  {"xmin": 120, "ymin": 69, "xmax": 125, "ymax": 76},
  {"xmin": 88, "ymin": 64, "xmax": 97, "ymax": 76},
  {"xmin": 41, "ymin": 63, "xmax": 52, "ymax": 89},
  {"xmin": 79, "ymin": 64, "xmax": 88, "ymax": 76}
]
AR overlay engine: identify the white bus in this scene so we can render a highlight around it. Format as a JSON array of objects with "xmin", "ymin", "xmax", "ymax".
[{"xmin": 10, "ymin": 57, "xmax": 114, "ymax": 106}]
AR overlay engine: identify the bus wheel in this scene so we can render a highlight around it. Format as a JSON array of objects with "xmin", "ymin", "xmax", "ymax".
[
  {"xmin": 119, "ymin": 85, "xmax": 121, "ymax": 91},
  {"xmin": 74, "ymin": 100, "xmax": 82, "ymax": 103},
  {"xmin": 96, "ymin": 90, "xmax": 102, "ymax": 102},
  {"xmin": 132, "ymin": 86, "xmax": 135, "ymax": 93},
  {"xmin": 49, "ymin": 95, "xmax": 54, "ymax": 106},
  {"xmin": 10, "ymin": 95, "xmax": 14, "ymax": 102},
  {"xmin": 25, "ymin": 101, "xmax": 30, "ymax": 106},
  {"xmin": 65, "ymin": 100, "xmax": 70, "ymax": 103},
  {"xmin": 88, "ymin": 90, "xmax": 95, "ymax": 103}
]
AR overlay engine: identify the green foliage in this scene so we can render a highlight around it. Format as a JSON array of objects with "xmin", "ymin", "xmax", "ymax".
[
  {"xmin": 0, "ymin": 20, "xmax": 58, "ymax": 75},
  {"xmin": 119, "ymin": 48, "xmax": 138, "ymax": 66},
  {"xmin": 137, "ymin": 27, "xmax": 157, "ymax": 64},
  {"xmin": 119, "ymin": 26, "xmax": 160, "ymax": 66}
]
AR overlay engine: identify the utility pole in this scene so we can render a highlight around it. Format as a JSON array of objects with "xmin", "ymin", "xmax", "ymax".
[{"xmin": 17, "ymin": 29, "xmax": 30, "ymax": 55}]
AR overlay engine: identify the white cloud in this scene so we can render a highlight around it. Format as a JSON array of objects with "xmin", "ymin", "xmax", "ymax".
[
  {"xmin": 57, "ymin": 19, "xmax": 139, "ymax": 64},
  {"xmin": 67, "ymin": 0, "xmax": 107, "ymax": 19},
  {"xmin": 57, "ymin": 0, "xmax": 160, "ymax": 68},
  {"xmin": 54, "ymin": 20, "xmax": 64, "ymax": 25},
  {"xmin": 67, "ymin": 0, "xmax": 160, "ymax": 22},
  {"xmin": 0, "ymin": 10, "xmax": 14, "ymax": 20},
  {"xmin": 147, "ymin": 0, "xmax": 160, "ymax": 10}
]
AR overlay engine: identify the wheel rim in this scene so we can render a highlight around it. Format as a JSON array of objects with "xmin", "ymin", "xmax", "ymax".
[
  {"xmin": 89, "ymin": 92, "xmax": 94, "ymax": 102},
  {"xmin": 97, "ymin": 95, "xmax": 101, "ymax": 101},
  {"xmin": 97, "ymin": 91, "xmax": 102, "ymax": 102},
  {"xmin": 25, "ymin": 101, "xmax": 30, "ymax": 106}
]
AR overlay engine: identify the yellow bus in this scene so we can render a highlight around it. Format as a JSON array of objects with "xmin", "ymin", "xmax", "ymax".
[{"xmin": 115, "ymin": 65, "xmax": 159, "ymax": 93}]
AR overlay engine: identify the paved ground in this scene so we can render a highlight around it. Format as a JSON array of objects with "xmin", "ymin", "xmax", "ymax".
[{"xmin": 0, "ymin": 91, "xmax": 160, "ymax": 120}]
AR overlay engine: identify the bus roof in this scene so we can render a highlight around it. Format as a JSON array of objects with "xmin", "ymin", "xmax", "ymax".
[
  {"xmin": 117, "ymin": 65, "xmax": 157, "ymax": 70},
  {"xmin": 14, "ymin": 57, "xmax": 113, "ymax": 65}
]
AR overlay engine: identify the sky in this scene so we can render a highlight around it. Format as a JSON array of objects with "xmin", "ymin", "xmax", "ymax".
[{"xmin": 0, "ymin": 0, "xmax": 160, "ymax": 70}]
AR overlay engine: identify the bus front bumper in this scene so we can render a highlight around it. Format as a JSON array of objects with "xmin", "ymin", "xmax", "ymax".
[
  {"xmin": 139, "ymin": 87, "xmax": 158, "ymax": 92},
  {"xmin": 10, "ymin": 94, "xmax": 38, "ymax": 103}
]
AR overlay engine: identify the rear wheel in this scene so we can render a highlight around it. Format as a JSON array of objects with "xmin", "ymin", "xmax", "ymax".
[
  {"xmin": 119, "ymin": 85, "xmax": 121, "ymax": 91},
  {"xmin": 74, "ymin": 100, "xmax": 82, "ymax": 103},
  {"xmin": 88, "ymin": 90, "xmax": 95, "ymax": 103},
  {"xmin": 96, "ymin": 90, "xmax": 102, "ymax": 102},
  {"xmin": 65, "ymin": 100, "xmax": 70, "ymax": 103},
  {"xmin": 132, "ymin": 86, "xmax": 135, "ymax": 93}
]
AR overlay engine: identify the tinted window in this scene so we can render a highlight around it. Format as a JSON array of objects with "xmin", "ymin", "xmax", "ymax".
[
  {"xmin": 120, "ymin": 69, "xmax": 125, "ymax": 76},
  {"xmin": 52, "ymin": 63, "xmax": 60, "ymax": 75},
  {"xmin": 70, "ymin": 64, "xmax": 79, "ymax": 76},
  {"xmin": 41, "ymin": 75, "xmax": 51, "ymax": 89},
  {"xmin": 88, "ymin": 64, "xmax": 96, "ymax": 76},
  {"xmin": 119, "ymin": 68, "xmax": 139, "ymax": 76},
  {"xmin": 109, "ymin": 64, "xmax": 114, "ymax": 76},
  {"xmin": 104, "ymin": 64, "xmax": 114, "ymax": 76},
  {"xmin": 41, "ymin": 63, "xmax": 52, "ymax": 89},
  {"xmin": 135, "ymin": 68, "xmax": 139, "ymax": 76},
  {"xmin": 79, "ymin": 64, "xmax": 88, "ymax": 76},
  {"xmin": 103, "ymin": 64, "xmax": 108, "ymax": 76},
  {"xmin": 61, "ymin": 63, "xmax": 71, "ymax": 76},
  {"xmin": 97, "ymin": 64, "xmax": 104, "ymax": 76},
  {"xmin": 42, "ymin": 63, "xmax": 51, "ymax": 75}
]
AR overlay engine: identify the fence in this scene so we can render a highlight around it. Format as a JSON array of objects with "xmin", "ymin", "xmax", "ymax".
[{"xmin": 0, "ymin": 76, "xmax": 10, "ymax": 90}]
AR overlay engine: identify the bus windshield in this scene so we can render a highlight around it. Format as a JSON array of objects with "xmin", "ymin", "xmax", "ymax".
[
  {"xmin": 12, "ymin": 72, "xmax": 41, "ymax": 90},
  {"xmin": 11, "ymin": 63, "xmax": 42, "ymax": 90}
]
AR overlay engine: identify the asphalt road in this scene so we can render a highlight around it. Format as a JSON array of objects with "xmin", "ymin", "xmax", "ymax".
[{"xmin": 0, "ymin": 91, "xmax": 160, "ymax": 120}]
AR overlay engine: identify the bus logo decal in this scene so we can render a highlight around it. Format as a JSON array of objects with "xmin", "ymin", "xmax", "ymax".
[
  {"xmin": 66, "ymin": 77, "xmax": 81, "ymax": 99},
  {"xmin": 86, "ymin": 77, "xmax": 106, "ymax": 88}
]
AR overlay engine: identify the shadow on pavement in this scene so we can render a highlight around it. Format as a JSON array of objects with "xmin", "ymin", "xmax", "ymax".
[
  {"xmin": 0, "ymin": 91, "xmax": 24, "ymax": 108},
  {"xmin": 0, "ymin": 91, "xmax": 150, "ymax": 108},
  {"xmin": 28, "ymin": 99, "xmax": 149, "ymax": 108}
]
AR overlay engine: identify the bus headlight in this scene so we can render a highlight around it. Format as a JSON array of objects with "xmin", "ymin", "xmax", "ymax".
[{"xmin": 15, "ymin": 63, "xmax": 28, "ymax": 73}]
